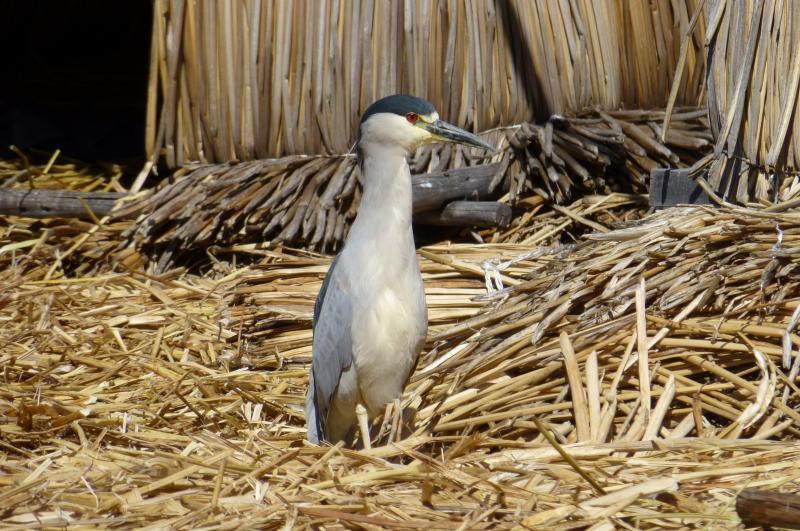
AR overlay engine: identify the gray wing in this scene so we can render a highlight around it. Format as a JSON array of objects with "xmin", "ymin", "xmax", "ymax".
[
  {"xmin": 306, "ymin": 254, "xmax": 353, "ymax": 443},
  {"xmin": 312, "ymin": 254, "xmax": 341, "ymax": 328}
]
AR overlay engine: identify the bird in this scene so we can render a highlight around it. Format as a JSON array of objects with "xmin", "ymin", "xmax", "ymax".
[{"xmin": 306, "ymin": 94, "xmax": 494, "ymax": 447}]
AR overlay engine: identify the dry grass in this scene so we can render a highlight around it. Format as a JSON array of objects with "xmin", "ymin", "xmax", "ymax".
[{"xmin": 2, "ymin": 162, "xmax": 799, "ymax": 529}]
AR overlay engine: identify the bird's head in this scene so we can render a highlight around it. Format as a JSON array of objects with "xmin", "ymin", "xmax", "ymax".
[{"xmin": 356, "ymin": 94, "xmax": 494, "ymax": 159}]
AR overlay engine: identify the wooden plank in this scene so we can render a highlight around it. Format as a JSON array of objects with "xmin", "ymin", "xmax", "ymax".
[{"xmin": 736, "ymin": 489, "xmax": 800, "ymax": 530}]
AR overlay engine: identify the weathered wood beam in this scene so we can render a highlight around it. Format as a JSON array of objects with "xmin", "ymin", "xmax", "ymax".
[
  {"xmin": 411, "ymin": 163, "xmax": 501, "ymax": 213},
  {"xmin": 415, "ymin": 201, "xmax": 512, "ymax": 228},
  {"xmin": 0, "ymin": 163, "xmax": 504, "ymax": 223},
  {"xmin": 736, "ymin": 488, "xmax": 800, "ymax": 530},
  {"xmin": 0, "ymin": 189, "xmax": 125, "ymax": 219}
]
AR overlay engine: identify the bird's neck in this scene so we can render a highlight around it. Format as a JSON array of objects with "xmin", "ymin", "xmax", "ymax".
[{"xmin": 348, "ymin": 151, "xmax": 415, "ymax": 251}]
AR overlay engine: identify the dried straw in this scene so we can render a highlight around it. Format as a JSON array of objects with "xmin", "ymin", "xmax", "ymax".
[{"xmin": 2, "ymin": 161, "xmax": 799, "ymax": 528}]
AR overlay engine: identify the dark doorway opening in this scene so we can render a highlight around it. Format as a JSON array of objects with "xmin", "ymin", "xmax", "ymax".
[{"xmin": 0, "ymin": 1, "xmax": 152, "ymax": 166}]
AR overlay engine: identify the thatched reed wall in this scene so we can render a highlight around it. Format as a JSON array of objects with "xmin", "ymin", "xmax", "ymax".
[
  {"xmin": 700, "ymin": 0, "xmax": 800, "ymax": 204},
  {"xmin": 147, "ymin": 0, "xmax": 707, "ymax": 168}
]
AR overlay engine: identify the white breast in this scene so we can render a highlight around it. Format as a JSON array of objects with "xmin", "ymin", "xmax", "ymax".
[
  {"xmin": 332, "ymin": 147, "xmax": 427, "ymax": 419},
  {"xmin": 349, "ymin": 254, "xmax": 427, "ymax": 417}
]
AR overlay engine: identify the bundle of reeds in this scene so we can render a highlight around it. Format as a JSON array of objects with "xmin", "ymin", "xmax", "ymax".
[
  {"xmin": 147, "ymin": 0, "xmax": 707, "ymax": 169},
  {"xmin": 2, "ymin": 196, "xmax": 799, "ymax": 528},
  {"xmin": 691, "ymin": 0, "xmax": 800, "ymax": 204},
  {"xmin": 230, "ymin": 205, "xmax": 800, "ymax": 444},
  {"xmin": 113, "ymin": 108, "xmax": 710, "ymax": 266}
]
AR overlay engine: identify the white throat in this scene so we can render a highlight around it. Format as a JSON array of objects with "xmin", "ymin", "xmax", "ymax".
[{"xmin": 351, "ymin": 149, "xmax": 413, "ymax": 239}]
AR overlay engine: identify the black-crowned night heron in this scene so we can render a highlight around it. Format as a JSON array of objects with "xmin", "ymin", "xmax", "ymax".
[{"xmin": 306, "ymin": 94, "xmax": 494, "ymax": 446}]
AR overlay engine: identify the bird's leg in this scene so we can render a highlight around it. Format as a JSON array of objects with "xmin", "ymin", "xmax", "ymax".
[
  {"xmin": 355, "ymin": 403, "xmax": 372, "ymax": 450},
  {"xmin": 377, "ymin": 402, "xmax": 394, "ymax": 443}
]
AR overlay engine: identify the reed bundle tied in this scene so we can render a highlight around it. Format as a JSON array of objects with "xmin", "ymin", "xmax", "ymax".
[
  {"xmin": 147, "ymin": 0, "xmax": 706, "ymax": 168},
  {"xmin": 110, "ymin": 108, "xmax": 710, "ymax": 267}
]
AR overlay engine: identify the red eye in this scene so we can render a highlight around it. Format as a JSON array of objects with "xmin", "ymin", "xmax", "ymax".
[{"xmin": 406, "ymin": 112, "xmax": 418, "ymax": 124}]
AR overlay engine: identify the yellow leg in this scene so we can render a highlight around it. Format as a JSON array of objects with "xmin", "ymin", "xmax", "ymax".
[
  {"xmin": 389, "ymin": 398, "xmax": 401, "ymax": 443},
  {"xmin": 355, "ymin": 403, "xmax": 372, "ymax": 450},
  {"xmin": 377, "ymin": 402, "xmax": 394, "ymax": 442}
]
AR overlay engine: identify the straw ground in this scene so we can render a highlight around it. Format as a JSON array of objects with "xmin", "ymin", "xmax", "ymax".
[{"xmin": 1, "ymin": 158, "xmax": 799, "ymax": 529}]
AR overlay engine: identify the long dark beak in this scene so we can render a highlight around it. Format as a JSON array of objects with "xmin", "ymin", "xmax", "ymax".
[{"xmin": 425, "ymin": 120, "xmax": 495, "ymax": 152}]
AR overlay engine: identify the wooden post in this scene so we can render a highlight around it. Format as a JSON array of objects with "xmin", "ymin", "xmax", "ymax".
[{"xmin": 736, "ymin": 488, "xmax": 800, "ymax": 529}]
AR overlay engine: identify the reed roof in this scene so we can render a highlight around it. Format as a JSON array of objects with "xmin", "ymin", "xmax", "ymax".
[{"xmin": 146, "ymin": 0, "xmax": 707, "ymax": 168}]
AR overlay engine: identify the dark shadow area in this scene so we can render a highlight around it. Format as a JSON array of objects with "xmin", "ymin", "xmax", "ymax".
[
  {"xmin": 495, "ymin": 0, "xmax": 548, "ymax": 122},
  {"xmin": 0, "ymin": 1, "xmax": 152, "ymax": 168}
]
